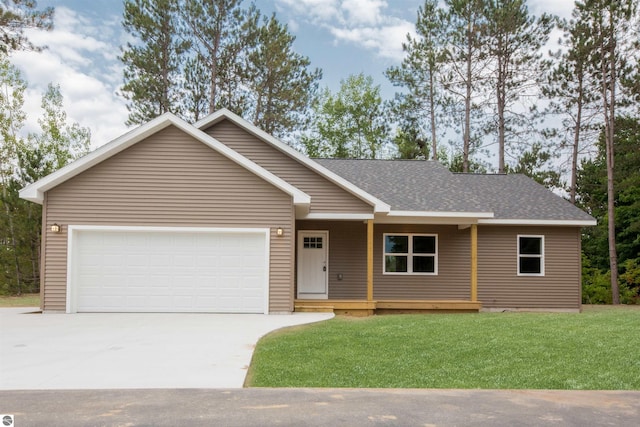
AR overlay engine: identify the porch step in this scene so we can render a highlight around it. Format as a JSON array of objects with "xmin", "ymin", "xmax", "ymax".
[
  {"xmin": 294, "ymin": 299, "xmax": 482, "ymax": 315},
  {"xmin": 294, "ymin": 304, "xmax": 335, "ymax": 313}
]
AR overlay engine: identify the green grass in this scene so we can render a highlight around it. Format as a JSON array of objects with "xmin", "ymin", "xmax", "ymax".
[
  {"xmin": 246, "ymin": 306, "xmax": 640, "ymax": 389},
  {"xmin": 0, "ymin": 293, "xmax": 40, "ymax": 307}
]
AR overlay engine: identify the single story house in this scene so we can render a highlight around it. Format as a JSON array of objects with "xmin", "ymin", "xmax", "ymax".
[{"xmin": 20, "ymin": 109, "xmax": 596, "ymax": 315}]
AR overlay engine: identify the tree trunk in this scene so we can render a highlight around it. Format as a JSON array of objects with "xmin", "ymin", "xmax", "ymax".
[
  {"xmin": 570, "ymin": 75, "xmax": 583, "ymax": 205},
  {"xmin": 601, "ymin": 9, "xmax": 619, "ymax": 304},
  {"xmin": 208, "ymin": 22, "xmax": 223, "ymax": 114},
  {"xmin": 497, "ymin": 36, "xmax": 506, "ymax": 174},
  {"xmin": 1, "ymin": 182, "xmax": 23, "ymax": 295},
  {"xmin": 463, "ymin": 17, "xmax": 472, "ymax": 173},
  {"xmin": 429, "ymin": 67, "xmax": 437, "ymax": 161}
]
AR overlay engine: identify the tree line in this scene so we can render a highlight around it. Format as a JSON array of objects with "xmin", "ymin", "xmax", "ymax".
[
  {"xmin": 1, "ymin": 1, "xmax": 89, "ymax": 294},
  {"xmin": 1, "ymin": 0, "xmax": 638, "ymax": 303},
  {"xmin": 120, "ymin": 0, "xmax": 322, "ymax": 139}
]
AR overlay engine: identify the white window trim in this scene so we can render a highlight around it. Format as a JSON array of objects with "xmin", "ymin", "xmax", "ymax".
[
  {"xmin": 517, "ymin": 234, "xmax": 545, "ymax": 276},
  {"xmin": 383, "ymin": 233, "xmax": 438, "ymax": 275}
]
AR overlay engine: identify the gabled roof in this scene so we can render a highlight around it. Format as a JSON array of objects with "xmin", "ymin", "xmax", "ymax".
[
  {"xmin": 315, "ymin": 159, "xmax": 596, "ymax": 226},
  {"xmin": 19, "ymin": 113, "xmax": 311, "ymax": 209},
  {"xmin": 195, "ymin": 109, "xmax": 390, "ymax": 214}
]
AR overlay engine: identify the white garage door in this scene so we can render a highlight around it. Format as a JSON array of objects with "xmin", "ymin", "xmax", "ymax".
[{"xmin": 68, "ymin": 227, "xmax": 269, "ymax": 313}]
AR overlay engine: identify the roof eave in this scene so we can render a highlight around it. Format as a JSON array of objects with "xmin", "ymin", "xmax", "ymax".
[{"xmin": 478, "ymin": 219, "xmax": 597, "ymax": 226}]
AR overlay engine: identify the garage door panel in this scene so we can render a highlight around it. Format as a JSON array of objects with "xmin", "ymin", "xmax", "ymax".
[{"xmin": 70, "ymin": 228, "xmax": 268, "ymax": 313}]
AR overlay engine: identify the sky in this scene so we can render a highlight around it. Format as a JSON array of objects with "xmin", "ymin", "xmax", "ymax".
[{"xmin": 9, "ymin": 0, "xmax": 574, "ymax": 149}]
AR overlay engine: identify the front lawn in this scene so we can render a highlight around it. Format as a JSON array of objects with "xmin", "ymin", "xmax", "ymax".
[
  {"xmin": 0, "ymin": 293, "xmax": 40, "ymax": 307},
  {"xmin": 246, "ymin": 306, "xmax": 640, "ymax": 389}
]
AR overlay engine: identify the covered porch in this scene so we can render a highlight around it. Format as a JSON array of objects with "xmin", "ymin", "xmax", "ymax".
[{"xmin": 294, "ymin": 218, "xmax": 482, "ymax": 316}]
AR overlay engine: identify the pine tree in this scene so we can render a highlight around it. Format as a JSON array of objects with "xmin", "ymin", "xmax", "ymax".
[
  {"xmin": 120, "ymin": 0, "xmax": 188, "ymax": 125},
  {"xmin": 484, "ymin": 0, "xmax": 553, "ymax": 173},
  {"xmin": 441, "ymin": 0, "xmax": 490, "ymax": 172},
  {"xmin": 543, "ymin": 12, "xmax": 600, "ymax": 204},
  {"xmin": 247, "ymin": 13, "xmax": 321, "ymax": 138},
  {"xmin": 180, "ymin": 0, "xmax": 246, "ymax": 114},
  {"xmin": 0, "ymin": 0, "xmax": 53, "ymax": 55},
  {"xmin": 386, "ymin": 0, "xmax": 446, "ymax": 161},
  {"xmin": 578, "ymin": 0, "xmax": 639, "ymax": 304}
]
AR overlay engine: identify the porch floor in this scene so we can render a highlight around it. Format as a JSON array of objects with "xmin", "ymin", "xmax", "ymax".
[{"xmin": 294, "ymin": 299, "xmax": 482, "ymax": 316}]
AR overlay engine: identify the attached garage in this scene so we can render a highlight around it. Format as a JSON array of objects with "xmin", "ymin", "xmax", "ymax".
[{"xmin": 67, "ymin": 226, "xmax": 269, "ymax": 314}]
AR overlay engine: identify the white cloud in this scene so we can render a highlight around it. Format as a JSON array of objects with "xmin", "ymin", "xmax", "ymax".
[
  {"xmin": 9, "ymin": 6, "xmax": 129, "ymax": 148},
  {"xmin": 529, "ymin": 0, "xmax": 574, "ymax": 20},
  {"xmin": 275, "ymin": 0, "xmax": 413, "ymax": 60},
  {"xmin": 329, "ymin": 19, "xmax": 413, "ymax": 61},
  {"xmin": 341, "ymin": 0, "xmax": 387, "ymax": 26},
  {"xmin": 276, "ymin": 0, "xmax": 341, "ymax": 22}
]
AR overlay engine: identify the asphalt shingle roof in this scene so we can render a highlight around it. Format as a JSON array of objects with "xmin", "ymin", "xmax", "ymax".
[{"xmin": 314, "ymin": 159, "xmax": 595, "ymax": 221}]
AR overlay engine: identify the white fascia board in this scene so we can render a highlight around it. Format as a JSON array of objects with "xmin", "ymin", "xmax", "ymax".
[
  {"xmin": 20, "ymin": 113, "xmax": 311, "ymax": 207},
  {"xmin": 478, "ymin": 218, "xmax": 597, "ymax": 226},
  {"xmin": 19, "ymin": 113, "xmax": 177, "ymax": 204},
  {"xmin": 387, "ymin": 210, "xmax": 495, "ymax": 218},
  {"xmin": 196, "ymin": 109, "xmax": 390, "ymax": 213},
  {"xmin": 299, "ymin": 213, "xmax": 374, "ymax": 220}
]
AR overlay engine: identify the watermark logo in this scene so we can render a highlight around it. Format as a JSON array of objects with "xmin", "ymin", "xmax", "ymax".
[{"xmin": 1, "ymin": 415, "xmax": 14, "ymax": 427}]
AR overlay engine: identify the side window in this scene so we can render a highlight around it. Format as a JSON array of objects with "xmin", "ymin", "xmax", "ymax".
[{"xmin": 518, "ymin": 235, "xmax": 544, "ymax": 276}]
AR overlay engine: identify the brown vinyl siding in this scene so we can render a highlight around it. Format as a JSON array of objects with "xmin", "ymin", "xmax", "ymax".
[
  {"xmin": 295, "ymin": 222, "xmax": 582, "ymax": 309},
  {"xmin": 478, "ymin": 226, "xmax": 581, "ymax": 309},
  {"xmin": 205, "ymin": 119, "xmax": 373, "ymax": 214},
  {"xmin": 42, "ymin": 125, "xmax": 294, "ymax": 312},
  {"xmin": 297, "ymin": 221, "xmax": 368, "ymax": 299},
  {"xmin": 373, "ymin": 224, "xmax": 471, "ymax": 300}
]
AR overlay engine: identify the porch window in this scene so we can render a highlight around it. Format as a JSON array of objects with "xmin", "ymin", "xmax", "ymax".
[
  {"xmin": 384, "ymin": 234, "xmax": 437, "ymax": 275},
  {"xmin": 517, "ymin": 235, "xmax": 544, "ymax": 276}
]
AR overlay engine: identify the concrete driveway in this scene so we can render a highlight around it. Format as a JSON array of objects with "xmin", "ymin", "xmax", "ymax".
[{"xmin": 0, "ymin": 307, "xmax": 333, "ymax": 390}]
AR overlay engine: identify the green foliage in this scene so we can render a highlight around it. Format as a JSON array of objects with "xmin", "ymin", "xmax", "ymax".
[
  {"xmin": 0, "ymin": 64, "xmax": 90, "ymax": 295},
  {"xmin": 302, "ymin": 73, "xmax": 388, "ymax": 159},
  {"xmin": 27, "ymin": 83, "xmax": 91, "ymax": 174},
  {"xmin": 578, "ymin": 117, "xmax": 640, "ymax": 273},
  {"xmin": 441, "ymin": 150, "xmax": 487, "ymax": 173},
  {"xmin": 120, "ymin": 0, "xmax": 189, "ymax": 125},
  {"xmin": 180, "ymin": 0, "xmax": 245, "ymax": 116},
  {"xmin": 505, "ymin": 142, "xmax": 561, "ymax": 189},
  {"xmin": 0, "ymin": 0, "xmax": 53, "ymax": 55},
  {"xmin": 386, "ymin": 0, "xmax": 445, "ymax": 161},
  {"xmin": 120, "ymin": 0, "xmax": 320, "ymax": 138},
  {"xmin": 620, "ymin": 258, "xmax": 640, "ymax": 303},
  {"xmin": 247, "ymin": 13, "xmax": 321, "ymax": 138},
  {"xmin": 248, "ymin": 310, "xmax": 640, "ymax": 389},
  {"xmin": 582, "ymin": 255, "xmax": 637, "ymax": 304},
  {"xmin": 392, "ymin": 126, "xmax": 429, "ymax": 160}
]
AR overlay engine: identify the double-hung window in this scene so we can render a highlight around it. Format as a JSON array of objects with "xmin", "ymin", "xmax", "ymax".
[
  {"xmin": 517, "ymin": 235, "xmax": 544, "ymax": 276},
  {"xmin": 384, "ymin": 233, "xmax": 437, "ymax": 275}
]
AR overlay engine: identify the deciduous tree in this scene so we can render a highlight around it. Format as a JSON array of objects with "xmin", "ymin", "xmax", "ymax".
[{"xmin": 302, "ymin": 74, "xmax": 388, "ymax": 159}]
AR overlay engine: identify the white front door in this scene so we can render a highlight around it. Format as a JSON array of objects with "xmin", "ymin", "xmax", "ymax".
[{"xmin": 297, "ymin": 231, "xmax": 328, "ymax": 299}]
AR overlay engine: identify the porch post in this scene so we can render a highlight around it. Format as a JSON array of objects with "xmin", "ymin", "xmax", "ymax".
[
  {"xmin": 471, "ymin": 223, "xmax": 478, "ymax": 302},
  {"xmin": 367, "ymin": 219, "xmax": 374, "ymax": 301}
]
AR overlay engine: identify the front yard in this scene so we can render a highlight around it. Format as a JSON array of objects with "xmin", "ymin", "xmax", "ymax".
[
  {"xmin": 0, "ymin": 293, "xmax": 40, "ymax": 307},
  {"xmin": 246, "ymin": 306, "xmax": 640, "ymax": 389}
]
